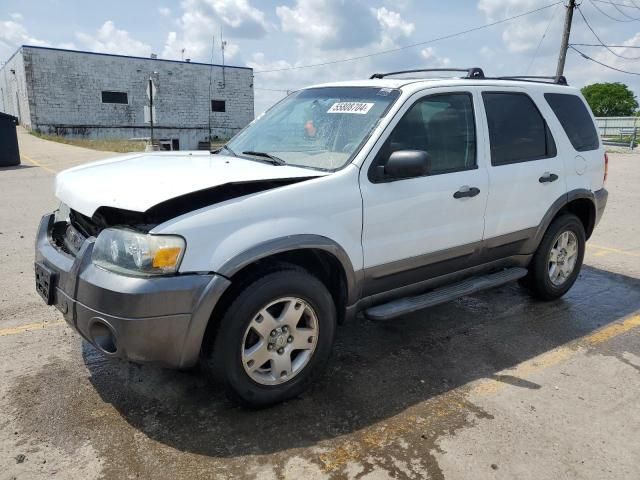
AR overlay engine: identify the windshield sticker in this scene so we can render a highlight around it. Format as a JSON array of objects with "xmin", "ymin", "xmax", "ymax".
[{"xmin": 327, "ymin": 102, "xmax": 375, "ymax": 114}]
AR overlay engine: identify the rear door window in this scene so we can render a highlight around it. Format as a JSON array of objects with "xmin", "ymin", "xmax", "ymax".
[
  {"xmin": 544, "ymin": 93, "xmax": 600, "ymax": 151},
  {"xmin": 482, "ymin": 92, "xmax": 557, "ymax": 166}
]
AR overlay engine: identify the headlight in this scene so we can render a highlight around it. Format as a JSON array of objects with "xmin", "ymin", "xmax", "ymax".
[{"xmin": 92, "ymin": 228, "xmax": 185, "ymax": 276}]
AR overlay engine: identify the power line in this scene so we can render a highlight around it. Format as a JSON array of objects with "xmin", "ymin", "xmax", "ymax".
[
  {"xmin": 589, "ymin": 0, "xmax": 637, "ymax": 22},
  {"xmin": 254, "ymin": 1, "xmax": 562, "ymax": 74},
  {"xmin": 570, "ymin": 44, "xmax": 640, "ymax": 74},
  {"xmin": 572, "ymin": 42, "xmax": 640, "ymax": 47},
  {"xmin": 577, "ymin": 6, "xmax": 640, "ymax": 59},
  {"xmin": 527, "ymin": 3, "xmax": 561, "ymax": 74},
  {"xmin": 608, "ymin": 0, "xmax": 640, "ymax": 19},
  {"xmin": 591, "ymin": 0, "xmax": 640, "ymax": 9}
]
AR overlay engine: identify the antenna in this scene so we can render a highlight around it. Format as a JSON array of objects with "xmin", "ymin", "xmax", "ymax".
[
  {"xmin": 221, "ymin": 30, "xmax": 227, "ymax": 89},
  {"xmin": 208, "ymin": 34, "xmax": 216, "ymax": 146}
]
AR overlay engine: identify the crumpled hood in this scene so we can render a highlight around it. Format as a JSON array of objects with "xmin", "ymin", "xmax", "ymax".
[{"xmin": 55, "ymin": 151, "xmax": 327, "ymax": 217}]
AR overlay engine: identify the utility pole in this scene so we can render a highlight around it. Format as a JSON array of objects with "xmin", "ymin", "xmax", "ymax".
[{"xmin": 556, "ymin": 0, "xmax": 577, "ymax": 77}]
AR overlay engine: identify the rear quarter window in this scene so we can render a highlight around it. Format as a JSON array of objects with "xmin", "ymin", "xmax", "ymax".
[{"xmin": 544, "ymin": 93, "xmax": 600, "ymax": 152}]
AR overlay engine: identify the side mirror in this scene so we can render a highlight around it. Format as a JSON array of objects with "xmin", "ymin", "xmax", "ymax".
[{"xmin": 383, "ymin": 150, "xmax": 432, "ymax": 180}]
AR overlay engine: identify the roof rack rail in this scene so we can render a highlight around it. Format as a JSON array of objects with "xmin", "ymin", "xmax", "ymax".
[
  {"xmin": 370, "ymin": 67, "xmax": 485, "ymax": 80},
  {"xmin": 495, "ymin": 75, "xmax": 568, "ymax": 85}
]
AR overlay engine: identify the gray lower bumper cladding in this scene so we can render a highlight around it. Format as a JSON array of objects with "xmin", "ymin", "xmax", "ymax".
[{"xmin": 35, "ymin": 214, "xmax": 230, "ymax": 368}]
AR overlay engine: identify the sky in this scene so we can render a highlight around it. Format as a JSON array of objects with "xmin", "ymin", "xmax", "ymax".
[{"xmin": 2, "ymin": 0, "xmax": 640, "ymax": 114}]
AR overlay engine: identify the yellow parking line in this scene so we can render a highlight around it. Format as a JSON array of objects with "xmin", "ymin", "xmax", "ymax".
[
  {"xmin": 0, "ymin": 320, "xmax": 66, "ymax": 337},
  {"xmin": 318, "ymin": 313, "xmax": 640, "ymax": 472},
  {"xmin": 472, "ymin": 312, "xmax": 640, "ymax": 396},
  {"xmin": 585, "ymin": 313, "xmax": 640, "ymax": 346},
  {"xmin": 588, "ymin": 243, "xmax": 640, "ymax": 258},
  {"xmin": 21, "ymin": 152, "xmax": 57, "ymax": 174}
]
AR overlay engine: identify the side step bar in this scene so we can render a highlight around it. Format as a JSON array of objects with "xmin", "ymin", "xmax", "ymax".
[{"xmin": 364, "ymin": 268, "xmax": 528, "ymax": 321}]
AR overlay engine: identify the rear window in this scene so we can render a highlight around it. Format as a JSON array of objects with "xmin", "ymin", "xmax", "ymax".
[
  {"xmin": 482, "ymin": 92, "xmax": 556, "ymax": 166},
  {"xmin": 544, "ymin": 93, "xmax": 599, "ymax": 152}
]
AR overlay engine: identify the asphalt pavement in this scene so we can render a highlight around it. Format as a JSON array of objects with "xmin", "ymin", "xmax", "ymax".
[{"xmin": 1, "ymin": 129, "xmax": 639, "ymax": 479}]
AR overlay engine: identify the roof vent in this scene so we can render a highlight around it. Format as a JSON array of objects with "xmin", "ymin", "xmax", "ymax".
[{"xmin": 150, "ymin": 53, "xmax": 158, "ymax": 59}]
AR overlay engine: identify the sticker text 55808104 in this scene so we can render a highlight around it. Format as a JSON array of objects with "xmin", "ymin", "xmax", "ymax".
[{"xmin": 327, "ymin": 102, "xmax": 374, "ymax": 114}]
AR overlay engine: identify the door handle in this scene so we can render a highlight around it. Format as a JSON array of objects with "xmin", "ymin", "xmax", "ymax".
[
  {"xmin": 539, "ymin": 172, "xmax": 559, "ymax": 183},
  {"xmin": 453, "ymin": 186, "xmax": 480, "ymax": 199}
]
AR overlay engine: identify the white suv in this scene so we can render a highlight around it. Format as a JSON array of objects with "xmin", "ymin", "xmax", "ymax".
[{"xmin": 35, "ymin": 68, "xmax": 608, "ymax": 407}]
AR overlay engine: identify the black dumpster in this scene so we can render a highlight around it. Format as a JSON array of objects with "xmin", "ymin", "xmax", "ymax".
[{"xmin": 0, "ymin": 111, "xmax": 20, "ymax": 167}]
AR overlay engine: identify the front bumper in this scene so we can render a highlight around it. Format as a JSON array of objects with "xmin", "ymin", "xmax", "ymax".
[{"xmin": 34, "ymin": 214, "xmax": 230, "ymax": 368}]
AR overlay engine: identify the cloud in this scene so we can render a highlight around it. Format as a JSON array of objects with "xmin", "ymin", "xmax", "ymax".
[
  {"xmin": 10, "ymin": 13, "xmax": 23, "ymax": 21},
  {"xmin": 158, "ymin": 7, "xmax": 172, "ymax": 17},
  {"xmin": 277, "ymin": 0, "xmax": 381, "ymax": 50},
  {"xmin": 477, "ymin": 0, "xmax": 561, "ymax": 53},
  {"xmin": 76, "ymin": 21, "xmax": 153, "ymax": 57},
  {"xmin": 420, "ymin": 47, "xmax": 451, "ymax": 67},
  {"xmin": 209, "ymin": 0, "xmax": 269, "ymax": 36},
  {"xmin": 480, "ymin": 45, "xmax": 495, "ymax": 58},
  {"xmin": 251, "ymin": 5, "xmax": 427, "ymax": 113},
  {"xmin": 0, "ymin": 19, "xmax": 49, "ymax": 50},
  {"xmin": 263, "ymin": 0, "xmax": 418, "ymax": 94},
  {"xmin": 161, "ymin": 0, "xmax": 269, "ymax": 61},
  {"xmin": 373, "ymin": 7, "xmax": 414, "ymax": 39}
]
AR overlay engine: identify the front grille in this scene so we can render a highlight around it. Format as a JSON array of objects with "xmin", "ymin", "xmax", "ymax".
[
  {"xmin": 51, "ymin": 222, "xmax": 73, "ymax": 255},
  {"xmin": 51, "ymin": 219, "xmax": 87, "ymax": 257},
  {"xmin": 70, "ymin": 210, "xmax": 102, "ymax": 238}
]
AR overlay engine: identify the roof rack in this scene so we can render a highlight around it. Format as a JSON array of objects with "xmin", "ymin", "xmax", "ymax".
[
  {"xmin": 368, "ymin": 68, "xmax": 569, "ymax": 86},
  {"xmin": 370, "ymin": 67, "xmax": 485, "ymax": 80},
  {"xmin": 495, "ymin": 75, "xmax": 568, "ymax": 85}
]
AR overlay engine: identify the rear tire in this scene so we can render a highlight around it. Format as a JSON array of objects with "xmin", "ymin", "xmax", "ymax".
[
  {"xmin": 524, "ymin": 213, "xmax": 585, "ymax": 301},
  {"xmin": 202, "ymin": 267, "xmax": 336, "ymax": 408}
]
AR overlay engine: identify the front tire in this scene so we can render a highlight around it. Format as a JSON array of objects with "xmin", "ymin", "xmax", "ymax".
[
  {"xmin": 203, "ymin": 267, "xmax": 336, "ymax": 408},
  {"xmin": 524, "ymin": 213, "xmax": 586, "ymax": 301}
]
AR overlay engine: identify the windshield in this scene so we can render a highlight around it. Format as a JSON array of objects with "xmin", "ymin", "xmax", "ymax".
[{"xmin": 226, "ymin": 87, "xmax": 401, "ymax": 171}]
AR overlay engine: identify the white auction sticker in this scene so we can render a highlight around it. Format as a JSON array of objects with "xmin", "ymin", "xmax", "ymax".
[{"xmin": 327, "ymin": 102, "xmax": 374, "ymax": 114}]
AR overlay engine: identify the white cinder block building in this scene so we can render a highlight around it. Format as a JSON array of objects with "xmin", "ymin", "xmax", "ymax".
[{"xmin": 0, "ymin": 46, "xmax": 254, "ymax": 150}]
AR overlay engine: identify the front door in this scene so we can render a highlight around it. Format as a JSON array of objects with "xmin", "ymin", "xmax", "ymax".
[{"xmin": 360, "ymin": 89, "xmax": 489, "ymax": 296}]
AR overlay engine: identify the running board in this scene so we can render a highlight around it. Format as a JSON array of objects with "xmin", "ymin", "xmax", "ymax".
[{"xmin": 364, "ymin": 267, "xmax": 528, "ymax": 321}]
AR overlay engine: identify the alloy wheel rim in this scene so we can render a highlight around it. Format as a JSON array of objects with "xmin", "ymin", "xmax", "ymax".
[
  {"xmin": 241, "ymin": 296, "xmax": 319, "ymax": 386},
  {"xmin": 548, "ymin": 230, "xmax": 579, "ymax": 286}
]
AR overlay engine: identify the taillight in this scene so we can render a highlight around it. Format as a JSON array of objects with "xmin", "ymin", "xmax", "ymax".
[{"xmin": 604, "ymin": 152, "xmax": 609, "ymax": 184}]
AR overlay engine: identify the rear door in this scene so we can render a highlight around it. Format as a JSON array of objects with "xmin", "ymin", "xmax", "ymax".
[{"xmin": 480, "ymin": 88, "xmax": 566, "ymax": 244}]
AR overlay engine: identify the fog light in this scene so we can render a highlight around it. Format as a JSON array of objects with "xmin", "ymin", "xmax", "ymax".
[{"xmin": 89, "ymin": 318, "xmax": 118, "ymax": 354}]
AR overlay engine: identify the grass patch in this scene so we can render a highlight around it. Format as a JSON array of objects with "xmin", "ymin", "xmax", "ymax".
[{"xmin": 31, "ymin": 132, "xmax": 147, "ymax": 153}]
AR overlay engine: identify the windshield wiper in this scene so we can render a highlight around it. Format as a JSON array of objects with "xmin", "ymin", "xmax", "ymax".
[
  {"xmin": 241, "ymin": 151, "xmax": 286, "ymax": 166},
  {"xmin": 213, "ymin": 145, "xmax": 237, "ymax": 157}
]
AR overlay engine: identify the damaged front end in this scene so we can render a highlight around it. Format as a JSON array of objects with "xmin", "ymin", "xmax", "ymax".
[{"xmin": 60, "ymin": 177, "xmax": 315, "ymax": 240}]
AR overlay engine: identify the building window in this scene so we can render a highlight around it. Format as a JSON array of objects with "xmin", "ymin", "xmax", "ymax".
[
  {"xmin": 102, "ymin": 91, "xmax": 128, "ymax": 104},
  {"xmin": 211, "ymin": 100, "xmax": 226, "ymax": 112}
]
